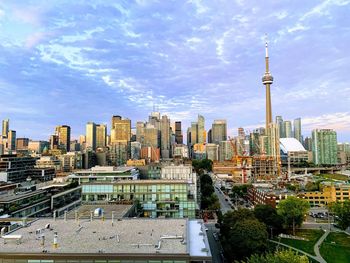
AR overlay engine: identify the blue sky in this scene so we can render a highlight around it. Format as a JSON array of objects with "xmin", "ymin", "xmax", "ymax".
[{"xmin": 0, "ymin": 0, "xmax": 350, "ymax": 142}]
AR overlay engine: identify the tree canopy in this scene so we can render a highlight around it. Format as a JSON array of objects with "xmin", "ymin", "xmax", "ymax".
[
  {"xmin": 220, "ymin": 209, "xmax": 268, "ymax": 261},
  {"xmin": 330, "ymin": 200, "xmax": 350, "ymax": 230},
  {"xmin": 277, "ymin": 196, "xmax": 310, "ymax": 235},
  {"xmin": 254, "ymin": 204, "xmax": 283, "ymax": 238}
]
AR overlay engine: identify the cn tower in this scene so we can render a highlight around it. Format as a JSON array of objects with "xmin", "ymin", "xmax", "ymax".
[{"xmin": 262, "ymin": 39, "xmax": 273, "ymax": 130}]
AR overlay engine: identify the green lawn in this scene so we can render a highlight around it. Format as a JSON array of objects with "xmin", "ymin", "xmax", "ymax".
[
  {"xmin": 316, "ymin": 173, "xmax": 350, "ymax": 181},
  {"xmin": 277, "ymin": 229, "xmax": 324, "ymax": 256},
  {"xmin": 320, "ymin": 232, "xmax": 350, "ymax": 263}
]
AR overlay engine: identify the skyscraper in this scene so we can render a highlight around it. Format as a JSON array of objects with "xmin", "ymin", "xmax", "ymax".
[
  {"xmin": 2, "ymin": 119, "xmax": 9, "ymax": 138},
  {"xmin": 86, "ymin": 122, "xmax": 97, "ymax": 150},
  {"xmin": 262, "ymin": 39, "xmax": 274, "ymax": 130},
  {"xmin": 283, "ymin": 121, "xmax": 292, "ymax": 138},
  {"xmin": 55, "ymin": 125, "xmax": 71, "ymax": 152},
  {"xmin": 175, "ymin": 121, "xmax": 183, "ymax": 144},
  {"xmin": 197, "ymin": 115, "xmax": 205, "ymax": 144},
  {"xmin": 136, "ymin": 121, "xmax": 145, "ymax": 144},
  {"xmin": 160, "ymin": 115, "xmax": 170, "ymax": 158},
  {"xmin": 96, "ymin": 124, "xmax": 107, "ymax": 148},
  {"xmin": 7, "ymin": 130, "xmax": 16, "ymax": 151},
  {"xmin": 312, "ymin": 129, "xmax": 338, "ymax": 165},
  {"xmin": 211, "ymin": 120, "xmax": 227, "ymax": 144},
  {"xmin": 111, "ymin": 117, "xmax": 131, "ymax": 144},
  {"xmin": 144, "ymin": 124, "xmax": 158, "ymax": 148},
  {"xmin": 219, "ymin": 140, "xmax": 234, "ymax": 161},
  {"xmin": 275, "ymin": 116, "xmax": 284, "ymax": 138},
  {"xmin": 293, "ymin": 118, "xmax": 302, "ymax": 142},
  {"xmin": 190, "ymin": 122, "xmax": 198, "ymax": 145}
]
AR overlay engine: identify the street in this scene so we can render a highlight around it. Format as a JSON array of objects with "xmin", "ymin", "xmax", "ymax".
[
  {"xmin": 214, "ymin": 187, "xmax": 233, "ymax": 214},
  {"xmin": 206, "ymin": 222, "xmax": 224, "ymax": 263}
]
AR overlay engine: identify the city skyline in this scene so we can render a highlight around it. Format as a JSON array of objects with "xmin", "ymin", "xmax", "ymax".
[{"xmin": 1, "ymin": 1, "xmax": 350, "ymax": 141}]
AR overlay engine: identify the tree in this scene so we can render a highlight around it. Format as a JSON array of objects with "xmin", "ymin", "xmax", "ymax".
[
  {"xmin": 220, "ymin": 209, "xmax": 267, "ymax": 261},
  {"xmin": 330, "ymin": 200, "xmax": 350, "ymax": 230},
  {"xmin": 222, "ymin": 219, "xmax": 268, "ymax": 261},
  {"xmin": 277, "ymin": 196, "xmax": 310, "ymax": 235},
  {"xmin": 254, "ymin": 204, "xmax": 283, "ymax": 238},
  {"xmin": 236, "ymin": 250, "xmax": 309, "ymax": 263},
  {"xmin": 229, "ymin": 184, "xmax": 252, "ymax": 199}
]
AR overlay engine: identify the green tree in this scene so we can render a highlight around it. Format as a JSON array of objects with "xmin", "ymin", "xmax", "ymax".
[
  {"xmin": 229, "ymin": 184, "xmax": 252, "ymax": 199},
  {"xmin": 236, "ymin": 249, "xmax": 309, "ymax": 263},
  {"xmin": 254, "ymin": 204, "xmax": 283, "ymax": 238},
  {"xmin": 277, "ymin": 196, "xmax": 310, "ymax": 235},
  {"xmin": 330, "ymin": 200, "xmax": 350, "ymax": 230},
  {"xmin": 220, "ymin": 209, "xmax": 267, "ymax": 261},
  {"xmin": 222, "ymin": 219, "xmax": 268, "ymax": 261}
]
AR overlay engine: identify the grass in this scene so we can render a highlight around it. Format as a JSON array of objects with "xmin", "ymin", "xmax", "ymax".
[
  {"xmin": 320, "ymin": 232, "xmax": 350, "ymax": 263},
  {"xmin": 316, "ymin": 173, "xmax": 350, "ymax": 181},
  {"xmin": 276, "ymin": 229, "xmax": 324, "ymax": 256}
]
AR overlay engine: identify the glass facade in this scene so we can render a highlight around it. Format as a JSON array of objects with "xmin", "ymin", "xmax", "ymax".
[{"xmin": 81, "ymin": 182, "xmax": 196, "ymax": 218}]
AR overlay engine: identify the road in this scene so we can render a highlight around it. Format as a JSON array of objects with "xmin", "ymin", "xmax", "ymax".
[
  {"xmin": 214, "ymin": 187, "xmax": 233, "ymax": 214},
  {"xmin": 205, "ymin": 223, "xmax": 224, "ymax": 263}
]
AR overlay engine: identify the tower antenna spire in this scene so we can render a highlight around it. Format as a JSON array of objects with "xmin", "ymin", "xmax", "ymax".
[{"xmin": 262, "ymin": 34, "xmax": 273, "ymax": 129}]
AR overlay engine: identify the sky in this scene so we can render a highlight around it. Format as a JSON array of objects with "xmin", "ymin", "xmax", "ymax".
[{"xmin": 0, "ymin": 0, "xmax": 350, "ymax": 142}]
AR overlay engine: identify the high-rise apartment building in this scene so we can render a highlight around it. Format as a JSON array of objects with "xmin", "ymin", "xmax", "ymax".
[
  {"xmin": 175, "ymin": 121, "xmax": 183, "ymax": 144},
  {"xmin": 206, "ymin": 143, "xmax": 219, "ymax": 161},
  {"xmin": 55, "ymin": 125, "xmax": 71, "ymax": 152},
  {"xmin": 283, "ymin": 121, "xmax": 292, "ymax": 138},
  {"xmin": 197, "ymin": 115, "xmax": 205, "ymax": 144},
  {"xmin": 293, "ymin": 118, "xmax": 302, "ymax": 142},
  {"xmin": 275, "ymin": 116, "xmax": 284, "ymax": 138},
  {"xmin": 86, "ymin": 122, "xmax": 97, "ymax": 150},
  {"xmin": 96, "ymin": 124, "xmax": 107, "ymax": 148},
  {"xmin": 219, "ymin": 141, "xmax": 234, "ymax": 161},
  {"xmin": 212, "ymin": 120, "xmax": 227, "ymax": 144},
  {"xmin": 2, "ymin": 119, "xmax": 9, "ymax": 138},
  {"xmin": 160, "ymin": 115, "xmax": 170, "ymax": 158},
  {"xmin": 304, "ymin": 136, "xmax": 312, "ymax": 151},
  {"xmin": 312, "ymin": 129, "xmax": 338, "ymax": 165}
]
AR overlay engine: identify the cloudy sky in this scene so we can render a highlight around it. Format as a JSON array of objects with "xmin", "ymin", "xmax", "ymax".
[{"xmin": 0, "ymin": 0, "xmax": 350, "ymax": 142}]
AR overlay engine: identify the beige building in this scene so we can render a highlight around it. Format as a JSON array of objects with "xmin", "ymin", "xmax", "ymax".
[{"xmin": 111, "ymin": 115, "xmax": 131, "ymax": 144}]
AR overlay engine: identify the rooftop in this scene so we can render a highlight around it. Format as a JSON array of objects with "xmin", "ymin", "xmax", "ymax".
[
  {"xmin": 0, "ymin": 218, "xmax": 211, "ymax": 258},
  {"xmin": 65, "ymin": 204, "xmax": 133, "ymax": 219},
  {"xmin": 280, "ymin": 138, "xmax": 306, "ymax": 153}
]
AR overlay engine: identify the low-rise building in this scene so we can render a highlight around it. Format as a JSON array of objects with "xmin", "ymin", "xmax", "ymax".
[
  {"xmin": 0, "ymin": 183, "xmax": 81, "ymax": 218},
  {"xmin": 81, "ymin": 180, "xmax": 197, "ymax": 218},
  {"xmin": 0, "ymin": 218, "xmax": 212, "ymax": 262},
  {"xmin": 298, "ymin": 182, "xmax": 350, "ymax": 207},
  {"xmin": 248, "ymin": 183, "xmax": 295, "ymax": 208}
]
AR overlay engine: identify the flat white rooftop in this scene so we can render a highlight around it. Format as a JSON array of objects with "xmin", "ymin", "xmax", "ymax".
[{"xmin": 0, "ymin": 218, "xmax": 211, "ymax": 258}]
